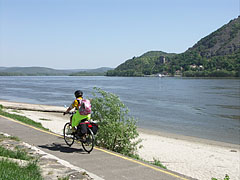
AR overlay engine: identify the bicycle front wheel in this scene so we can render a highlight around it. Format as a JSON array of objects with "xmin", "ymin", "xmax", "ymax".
[
  {"xmin": 82, "ymin": 128, "xmax": 95, "ymax": 153},
  {"xmin": 63, "ymin": 122, "xmax": 75, "ymax": 147}
]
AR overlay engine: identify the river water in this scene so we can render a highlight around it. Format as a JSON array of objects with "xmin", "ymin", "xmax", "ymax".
[{"xmin": 0, "ymin": 76, "xmax": 239, "ymax": 144}]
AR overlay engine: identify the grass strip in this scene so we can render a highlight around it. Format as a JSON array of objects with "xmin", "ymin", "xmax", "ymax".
[
  {"xmin": 0, "ymin": 105, "xmax": 49, "ymax": 131},
  {"xmin": 0, "ymin": 159, "xmax": 43, "ymax": 180},
  {"xmin": 0, "ymin": 145, "xmax": 32, "ymax": 161},
  {"xmin": 151, "ymin": 158, "xmax": 167, "ymax": 169},
  {"xmin": 0, "ymin": 134, "xmax": 20, "ymax": 141},
  {"xmin": 128, "ymin": 154, "xmax": 167, "ymax": 169}
]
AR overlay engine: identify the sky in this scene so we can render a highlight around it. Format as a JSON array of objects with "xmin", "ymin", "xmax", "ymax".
[{"xmin": 0, "ymin": 0, "xmax": 239, "ymax": 69}]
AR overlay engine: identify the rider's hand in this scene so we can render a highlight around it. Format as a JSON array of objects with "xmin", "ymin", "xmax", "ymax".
[{"xmin": 63, "ymin": 112, "xmax": 66, "ymax": 115}]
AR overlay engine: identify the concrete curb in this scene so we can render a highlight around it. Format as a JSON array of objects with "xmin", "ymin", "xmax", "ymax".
[{"xmin": 0, "ymin": 132, "xmax": 104, "ymax": 180}]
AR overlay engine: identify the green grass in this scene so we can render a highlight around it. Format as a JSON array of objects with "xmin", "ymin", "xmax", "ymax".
[
  {"xmin": 0, "ymin": 159, "xmax": 43, "ymax": 180},
  {"xmin": 212, "ymin": 174, "xmax": 230, "ymax": 180},
  {"xmin": 39, "ymin": 118, "xmax": 51, "ymax": 121},
  {"xmin": 0, "ymin": 134, "xmax": 20, "ymax": 141},
  {"xmin": 0, "ymin": 145, "xmax": 32, "ymax": 161},
  {"xmin": 0, "ymin": 137, "xmax": 43, "ymax": 180},
  {"xmin": 128, "ymin": 154, "xmax": 167, "ymax": 169},
  {"xmin": 11, "ymin": 109, "xmax": 22, "ymax": 113},
  {"xmin": 150, "ymin": 158, "xmax": 167, "ymax": 169},
  {"xmin": 0, "ymin": 144, "xmax": 43, "ymax": 180},
  {"xmin": 0, "ymin": 105, "xmax": 49, "ymax": 131}
]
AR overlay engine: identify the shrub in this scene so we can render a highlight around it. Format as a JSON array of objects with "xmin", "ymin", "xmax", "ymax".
[{"xmin": 91, "ymin": 87, "xmax": 141, "ymax": 156}]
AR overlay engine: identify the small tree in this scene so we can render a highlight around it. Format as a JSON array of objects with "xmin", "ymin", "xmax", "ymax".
[{"xmin": 91, "ymin": 87, "xmax": 141, "ymax": 156}]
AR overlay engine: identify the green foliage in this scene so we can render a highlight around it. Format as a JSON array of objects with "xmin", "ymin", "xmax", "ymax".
[
  {"xmin": 212, "ymin": 174, "xmax": 230, "ymax": 180},
  {"xmin": 151, "ymin": 158, "xmax": 167, "ymax": 169},
  {"xmin": 0, "ymin": 134, "xmax": 20, "ymax": 141},
  {"xmin": 0, "ymin": 144, "xmax": 42, "ymax": 180},
  {"xmin": 0, "ymin": 107, "xmax": 49, "ymax": 131},
  {"xmin": 69, "ymin": 71, "xmax": 106, "ymax": 76},
  {"xmin": 0, "ymin": 160, "xmax": 43, "ymax": 180},
  {"xmin": 58, "ymin": 176, "xmax": 69, "ymax": 180},
  {"xmin": 0, "ymin": 145, "xmax": 32, "ymax": 161},
  {"xmin": 183, "ymin": 70, "xmax": 237, "ymax": 77},
  {"xmin": 0, "ymin": 72, "xmax": 25, "ymax": 76},
  {"xmin": 91, "ymin": 87, "xmax": 141, "ymax": 156}
]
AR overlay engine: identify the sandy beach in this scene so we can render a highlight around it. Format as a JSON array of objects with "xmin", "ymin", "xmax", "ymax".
[{"xmin": 0, "ymin": 100, "xmax": 239, "ymax": 180}]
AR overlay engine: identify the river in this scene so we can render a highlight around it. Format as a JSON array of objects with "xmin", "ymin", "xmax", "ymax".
[{"xmin": 0, "ymin": 76, "xmax": 239, "ymax": 144}]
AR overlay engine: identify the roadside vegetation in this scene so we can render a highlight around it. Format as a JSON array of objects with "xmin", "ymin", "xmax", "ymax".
[
  {"xmin": 0, "ymin": 134, "xmax": 20, "ymax": 141},
  {"xmin": 0, "ymin": 135, "xmax": 43, "ymax": 180},
  {"xmin": 0, "ymin": 146, "xmax": 31, "ymax": 161},
  {"xmin": 0, "ymin": 160, "xmax": 43, "ymax": 180},
  {"xmin": 212, "ymin": 174, "xmax": 230, "ymax": 180},
  {"xmin": 151, "ymin": 158, "xmax": 167, "ymax": 169},
  {"xmin": 0, "ymin": 105, "xmax": 49, "ymax": 131},
  {"xmin": 91, "ymin": 87, "xmax": 141, "ymax": 157},
  {"xmin": 91, "ymin": 87, "xmax": 166, "ymax": 169}
]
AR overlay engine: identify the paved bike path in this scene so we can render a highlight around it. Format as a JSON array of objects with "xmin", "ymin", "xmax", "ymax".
[{"xmin": 0, "ymin": 116, "xmax": 196, "ymax": 180}]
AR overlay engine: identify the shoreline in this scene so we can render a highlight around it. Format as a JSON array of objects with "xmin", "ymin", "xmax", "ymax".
[
  {"xmin": 0, "ymin": 99, "xmax": 240, "ymax": 180},
  {"xmin": 137, "ymin": 128, "xmax": 240, "ymax": 149},
  {"xmin": 1, "ymin": 99, "xmax": 239, "ymax": 147}
]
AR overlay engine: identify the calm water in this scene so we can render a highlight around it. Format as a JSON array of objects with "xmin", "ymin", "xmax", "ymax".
[{"xmin": 0, "ymin": 76, "xmax": 239, "ymax": 144}]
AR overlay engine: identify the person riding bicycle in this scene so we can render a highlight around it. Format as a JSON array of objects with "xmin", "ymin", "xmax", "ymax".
[{"xmin": 63, "ymin": 90, "xmax": 91, "ymax": 140}]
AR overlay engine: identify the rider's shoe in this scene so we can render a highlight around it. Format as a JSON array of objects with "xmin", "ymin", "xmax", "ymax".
[
  {"xmin": 78, "ymin": 135, "xmax": 86, "ymax": 143},
  {"xmin": 66, "ymin": 128, "xmax": 72, "ymax": 135},
  {"xmin": 66, "ymin": 127, "xmax": 76, "ymax": 135}
]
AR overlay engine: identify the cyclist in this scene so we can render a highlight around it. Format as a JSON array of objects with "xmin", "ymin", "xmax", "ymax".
[{"xmin": 63, "ymin": 90, "xmax": 91, "ymax": 140}]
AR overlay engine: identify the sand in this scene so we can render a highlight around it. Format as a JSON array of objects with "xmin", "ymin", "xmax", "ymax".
[{"xmin": 0, "ymin": 100, "xmax": 239, "ymax": 180}]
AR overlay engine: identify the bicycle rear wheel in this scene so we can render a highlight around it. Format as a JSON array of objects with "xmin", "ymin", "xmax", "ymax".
[
  {"xmin": 82, "ymin": 128, "xmax": 95, "ymax": 153},
  {"xmin": 63, "ymin": 122, "xmax": 75, "ymax": 147}
]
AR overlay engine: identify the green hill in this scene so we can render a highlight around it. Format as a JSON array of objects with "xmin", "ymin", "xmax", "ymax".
[
  {"xmin": 107, "ymin": 16, "xmax": 240, "ymax": 77},
  {"xmin": 107, "ymin": 51, "xmax": 176, "ymax": 76},
  {"xmin": 69, "ymin": 67, "xmax": 113, "ymax": 76},
  {"xmin": 0, "ymin": 67, "xmax": 68, "ymax": 75},
  {"xmin": 0, "ymin": 66, "xmax": 113, "ymax": 76}
]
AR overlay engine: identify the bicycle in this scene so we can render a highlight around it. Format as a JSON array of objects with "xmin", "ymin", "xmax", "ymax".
[{"xmin": 63, "ymin": 112, "xmax": 95, "ymax": 153}]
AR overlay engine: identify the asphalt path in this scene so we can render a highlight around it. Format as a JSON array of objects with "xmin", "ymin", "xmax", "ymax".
[{"xmin": 0, "ymin": 115, "xmax": 196, "ymax": 180}]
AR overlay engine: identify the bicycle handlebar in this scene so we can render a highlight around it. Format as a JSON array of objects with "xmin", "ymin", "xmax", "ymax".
[{"xmin": 63, "ymin": 111, "xmax": 75, "ymax": 115}]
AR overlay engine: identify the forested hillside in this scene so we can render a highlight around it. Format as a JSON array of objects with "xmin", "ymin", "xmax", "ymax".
[
  {"xmin": 107, "ymin": 16, "xmax": 240, "ymax": 77},
  {"xmin": 0, "ymin": 67, "xmax": 113, "ymax": 76}
]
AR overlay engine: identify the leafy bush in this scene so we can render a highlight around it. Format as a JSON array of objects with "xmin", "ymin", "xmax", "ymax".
[{"xmin": 91, "ymin": 87, "xmax": 141, "ymax": 156}]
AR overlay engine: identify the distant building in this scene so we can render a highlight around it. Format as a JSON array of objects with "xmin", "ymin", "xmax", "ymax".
[
  {"xmin": 190, "ymin": 64, "xmax": 204, "ymax": 70},
  {"xmin": 190, "ymin": 64, "xmax": 197, "ymax": 69},
  {"xmin": 159, "ymin": 56, "xmax": 166, "ymax": 64}
]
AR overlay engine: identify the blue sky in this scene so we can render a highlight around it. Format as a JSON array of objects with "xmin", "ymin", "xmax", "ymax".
[{"xmin": 0, "ymin": 0, "xmax": 239, "ymax": 69}]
